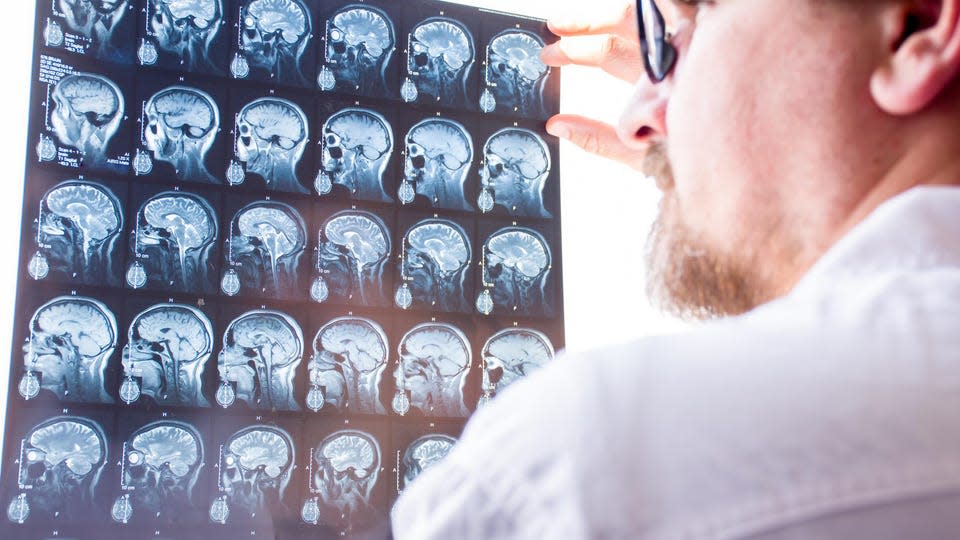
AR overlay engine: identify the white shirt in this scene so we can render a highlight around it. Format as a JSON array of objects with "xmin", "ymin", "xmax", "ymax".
[{"xmin": 390, "ymin": 186, "xmax": 960, "ymax": 539}]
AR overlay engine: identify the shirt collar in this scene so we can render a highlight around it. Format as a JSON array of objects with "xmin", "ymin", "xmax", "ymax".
[{"xmin": 793, "ymin": 185, "xmax": 960, "ymax": 293}]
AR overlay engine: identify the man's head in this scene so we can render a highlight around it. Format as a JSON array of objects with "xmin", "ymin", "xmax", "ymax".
[{"xmin": 614, "ymin": 0, "xmax": 960, "ymax": 319}]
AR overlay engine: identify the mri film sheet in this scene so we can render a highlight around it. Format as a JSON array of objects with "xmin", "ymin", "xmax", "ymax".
[
  {"xmin": 7, "ymin": 0, "xmax": 564, "ymax": 537},
  {"xmin": 132, "ymin": 74, "xmax": 230, "ymax": 185},
  {"xmin": 39, "ymin": 0, "xmax": 137, "ymax": 64},
  {"xmin": 32, "ymin": 54, "xmax": 134, "ymax": 175},
  {"xmin": 136, "ymin": 0, "xmax": 232, "ymax": 75},
  {"xmin": 316, "ymin": 0, "xmax": 400, "ymax": 100},
  {"xmin": 24, "ymin": 171, "xmax": 128, "ymax": 287}
]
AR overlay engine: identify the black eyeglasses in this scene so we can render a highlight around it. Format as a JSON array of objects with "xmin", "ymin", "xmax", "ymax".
[{"xmin": 637, "ymin": 0, "xmax": 677, "ymax": 83}]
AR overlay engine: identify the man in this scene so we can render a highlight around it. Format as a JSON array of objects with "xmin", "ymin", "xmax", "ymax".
[{"xmin": 392, "ymin": 0, "xmax": 960, "ymax": 537}]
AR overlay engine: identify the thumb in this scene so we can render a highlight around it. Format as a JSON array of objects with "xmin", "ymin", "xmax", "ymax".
[{"xmin": 546, "ymin": 115, "xmax": 647, "ymax": 171}]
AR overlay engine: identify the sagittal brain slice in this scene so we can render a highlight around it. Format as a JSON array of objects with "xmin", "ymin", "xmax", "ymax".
[
  {"xmin": 403, "ymin": 118, "xmax": 473, "ymax": 210},
  {"xmin": 21, "ymin": 296, "xmax": 117, "ymax": 404},
  {"xmin": 133, "ymin": 192, "xmax": 218, "ymax": 292},
  {"xmin": 395, "ymin": 322, "xmax": 472, "ymax": 417},
  {"xmin": 57, "ymin": 0, "xmax": 130, "ymax": 59},
  {"xmin": 481, "ymin": 328, "xmax": 555, "ymax": 401},
  {"xmin": 305, "ymin": 430, "xmax": 380, "ymax": 527},
  {"xmin": 320, "ymin": 108, "xmax": 394, "ymax": 202},
  {"xmin": 49, "ymin": 73, "xmax": 124, "ymax": 165},
  {"xmin": 483, "ymin": 227, "xmax": 552, "ymax": 314},
  {"xmin": 149, "ymin": 0, "xmax": 224, "ymax": 71},
  {"xmin": 402, "ymin": 434, "xmax": 456, "ymax": 489},
  {"xmin": 402, "ymin": 220, "xmax": 471, "ymax": 312},
  {"xmin": 144, "ymin": 86, "xmax": 220, "ymax": 183},
  {"xmin": 213, "ymin": 426, "xmax": 295, "ymax": 522},
  {"xmin": 406, "ymin": 17, "xmax": 474, "ymax": 106},
  {"xmin": 219, "ymin": 310, "xmax": 303, "ymax": 411},
  {"xmin": 113, "ymin": 421, "xmax": 203, "ymax": 523},
  {"xmin": 34, "ymin": 180, "xmax": 123, "ymax": 285},
  {"xmin": 308, "ymin": 317, "xmax": 388, "ymax": 414},
  {"xmin": 236, "ymin": 97, "xmax": 310, "ymax": 193},
  {"xmin": 228, "ymin": 201, "xmax": 306, "ymax": 296},
  {"xmin": 322, "ymin": 5, "xmax": 394, "ymax": 94},
  {"xmin": 485, "ymin": 30, "xmax": 549, "ymax": 116},
  {"xmin": 122, "ymin": 304, "xmax": 213, "ymax": 407},
  {"xmin": 318, "ymin": 211, "xmax": 391, "ymax": 305},
  {"xmin": 481, "ymin": 128, "xmax": 552, "ymax": 218},
  {"xmin": 7, "ymin": 417, "xmax": 107, "ymax": 524},
  {"xmin": 240, "ymin": 0, "xmax": 312, "ymax": 84}
]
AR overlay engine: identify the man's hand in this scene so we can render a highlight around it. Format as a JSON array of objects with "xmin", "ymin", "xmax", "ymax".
[{"xmin": 542, "ymin": 2, "xmax": 650, "ymax": 171}]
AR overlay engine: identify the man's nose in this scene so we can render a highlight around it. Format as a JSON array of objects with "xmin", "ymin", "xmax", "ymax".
[{"xmin": 617, "ymin": 71, "xmax": 671, "ymax": 150}]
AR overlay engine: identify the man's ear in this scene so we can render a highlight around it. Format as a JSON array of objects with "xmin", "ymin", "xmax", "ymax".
[{"xmin": 871, "ymin": 0, "xmax": 960, "ymax": 115}]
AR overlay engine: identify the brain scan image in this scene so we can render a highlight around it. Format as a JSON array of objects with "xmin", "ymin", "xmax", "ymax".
[
  {"xmin": 238, "ymin": 0, "xmax": 312, "ymax": 85},
  {"xmin": 55, "ymin": 0, "xmax": 130, "ymax": 60},
  {"xmin": 394, "ymin": 322, "xmax": 471, "ymax": 417},
  {"xmin": 19, "ymin": 296, "xmax": 116, "ymax": 404},
  {"xmin": 129, "ymin": 192, "xmax": 218, "ymax": 293},
  {"xmin": 49, "ymin": 73, "xmax": 124, "ymax": 166},
  {"xmin": 234, "ymin": 97, "xmax": 310, "ymax": 193},
  {"xmin": 318, "ymin": 108, "xmax": 393, "ymax": 202},
  {"xmin": 401, "ymin": 434, "xmax": 456, "ymax": 489},
  {"xmin": 483, "ymin": 227, "xmax": 553, "ymax": 315},
  {"xmin": 111, "ymin": 421, "xmax": 204, "ymax": 524},
  {"xmin": 399, "ymin": 219, "xmax": 471, "ymax": 312},
  {"xmin": 120, "ymin": 304, "xmax": 213, "ymax": 407},
  {"xmin": 482, "ymin": 227, "xmax": 552, "ymax": 316},
  {"xmin": 6, "ymin": 417, "xmax": 107, "ymax": 525},
  {"xmin": 146, "ymin": 0, "xmax": 224, "ymax": 72},
  {"xmin": 479, "ymin": 128, "xmax": 552, "ymax": 218},
  {"xmin": 225, "ymin": 201, "xmax": 306, "ymax": 297},
  {"xmin": 143, "ymin": 86, "xmax": 220, "ymax": 183},
  {"xmin": 402, "ymin": 118, "xmax": 473, "ymax": 211},
  {"xmin": 482, "ymin": 30, "xmax": 549, "ymax": 117},
  {"xmin": 319, "ymin": 5, "xmax": 395, "ymax": 95},
  {"xmin": 307, "ymin": 317, "xmax": 388, "ymax": 414},
  {"xmin": 316, "ymin": 211, "xmax": 391, "ymax": 306},
  {"xmin": 30, "ymin": 180, "xmax": 123, "ymax": 286},
  {"xmin": 218, "ymin": 310, "xmax": 303, "ymax": 411},
  {"xmin": 211, "ymin": 425, "xmax": 294, "ymax": 524},
  {"xmin": 480, "ymin": 328, "xmax": 554, "ymax": 403},
  {"xmin": 303, "ymin": 430, "xmax": 380, "ymax": 528},
  {"xmin": 404, "ymin": 17, "xmax": 474, "ymax": 107}
]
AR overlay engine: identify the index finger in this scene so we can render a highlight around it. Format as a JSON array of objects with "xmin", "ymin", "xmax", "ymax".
[{"xmin": 547, "ymin": 2, "xmax": 639, "ymax": 44}]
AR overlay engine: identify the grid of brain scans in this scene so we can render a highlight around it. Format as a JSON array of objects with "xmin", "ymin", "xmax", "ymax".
[{"xmin": 5, "ymin": 1, "xmax": 563, "ymax": 538}]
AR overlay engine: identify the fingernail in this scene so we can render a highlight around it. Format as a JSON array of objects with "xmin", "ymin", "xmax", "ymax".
[
  {"xmin": 540, "ymin": 43, "xmax": 559, "ymax": 63},
  {"xmin": 545, "ymin": 119, "xmax": 568, "ymax": 139}
]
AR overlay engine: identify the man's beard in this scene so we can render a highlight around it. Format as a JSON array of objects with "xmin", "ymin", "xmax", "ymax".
[{"xmin": 642, "ymin": 142, "xmax": 761, "ymax": 320}]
